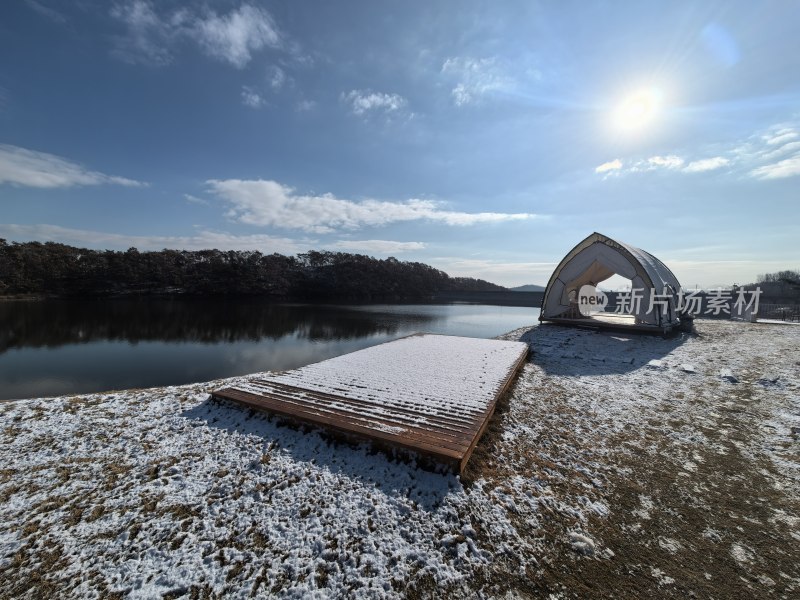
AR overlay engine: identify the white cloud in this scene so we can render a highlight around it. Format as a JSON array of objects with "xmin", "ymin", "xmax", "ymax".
[
  {"xmin": 0, "ymin": 224, "xmax": 308, "ymax": 254},
  {"xmin": 647, "ymin": 155, "xmax": 684, "ymax": 169},
  {"xmin": 596, "ymin": 155, "xmax": 686, "ymax": 176},
  {"xmin": 110, "ymin": 2, "xmax": 281, "ymax": 68},
  {"xmin": 267, "ymin": 65, "xmax": 286, "ymax": 90},
  {"xmin": 341, "ymin": 90, "xmax": 407, "ymax": 116},
  {"xmin": 110, "ymin": 0, "xmax": 184, "ymax": 66},
  {"xmin": 759, "ymin": 141, "xmax": 800, "ymax": 161},
  {"xmin": 206, "ymin": 179, "xmax": 537, "ymax": 233},
  {"xmin": 441, "ymin": 57, "xmax": 513, "ymax": 106},
  {"xmin": 330, "ymin": 240, "xmax": 426, "ymax": 254},
  {"xmin": 183, "ymin": 193, "xmax": 209, "ymax": 206},
  {"xmin": 684, "ymin": 157, "xmax": 730, "ymax": 173},
  {"xmin": 597, "ymin": 154, "xmax": 727, "ymax": 176},
  {"xmin": 296, "ymin": 99, "xmax": 316, "ymax": 112},
  {"xmin": 241, "ymin": 85, "xmax": 265, "ymax": 108},
  {"xmin": 764, "ymin": 129, "xmax": 797, "ymax": 145},
  {"xmin": 595, "ymin": 159, "xmax": 622, "ymax": 173},
  {"xmin": 192, "ymin": 4, "xmax": 280, "ymax": 68},
  {"xmin": 0, "ymin": 144, "xmax": 146, "ymax": 189},
  {"xmin": 750, "ymin": 154, "xmax": 800, "ymax": 180},
  {"xmin": 594, "ymin": 121, "xmax": 800, "ymax": 183}
]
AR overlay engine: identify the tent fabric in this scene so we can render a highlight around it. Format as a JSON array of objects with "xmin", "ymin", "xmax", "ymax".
[{"xmin": 540, "ymin": 232, "xmax": 683, "ymax": 327}]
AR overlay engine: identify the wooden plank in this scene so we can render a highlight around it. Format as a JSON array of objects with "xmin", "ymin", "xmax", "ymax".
[
  {"xmin": 213, "ymin": 387, "xmax": 472, "ymax": 455},
  {"xmin": 213, "ymin": 388, "xmax": 466, "ymax": 465},
  {"xmin": 212, "ymin": 334, "xmax": 529, "ymax": 474},
  {"xmin": 258, "ymin": 381, "xmax": 481, "ymax": 432},
  {"xmin": 242, "ymin": 380, "xmax": 480, "ymax": 437}
]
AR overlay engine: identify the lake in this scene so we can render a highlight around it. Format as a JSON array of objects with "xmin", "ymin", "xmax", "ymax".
[{"xmin": 0, "ymin": 298, "xmax": 539, "ymax": 400}]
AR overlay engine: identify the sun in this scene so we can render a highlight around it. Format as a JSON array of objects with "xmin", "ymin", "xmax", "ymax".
[{"xmin": 614, "ymin": 88, "xmax": 661, "ymax": 131}]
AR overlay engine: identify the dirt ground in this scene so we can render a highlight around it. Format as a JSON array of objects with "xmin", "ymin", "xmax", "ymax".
[{"xmin": 458, "ymin": 320, "xmax": 800, "ymax": 599}]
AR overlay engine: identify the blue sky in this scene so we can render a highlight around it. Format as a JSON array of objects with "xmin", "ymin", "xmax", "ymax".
[{"xmin": 1, "ymin": 0, "xmax": 798, "ymax": 287}]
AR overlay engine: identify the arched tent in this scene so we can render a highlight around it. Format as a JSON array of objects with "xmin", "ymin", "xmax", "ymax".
[{"xmin": 540, "ymin": 232, "xmax": 684, "ymax": 329}]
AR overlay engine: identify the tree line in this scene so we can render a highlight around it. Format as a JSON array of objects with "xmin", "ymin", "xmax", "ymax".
[
  {"xmin": 749, "ymin": 269, "xmax": 800, "ymax": 304},
  {"xmin": 0, "ymin": 240, "xmax": 504, "ymax": 301}
]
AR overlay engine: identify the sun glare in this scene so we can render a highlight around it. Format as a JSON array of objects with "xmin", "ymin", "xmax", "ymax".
[{"xmin": 614, "ymin": 88, "xmax": 661, "ymax": 131}]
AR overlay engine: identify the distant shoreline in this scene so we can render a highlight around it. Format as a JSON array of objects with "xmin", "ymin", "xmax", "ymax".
[{"xmin": 0, "ymin": 291, "xmax": 544, "ymax": 308}]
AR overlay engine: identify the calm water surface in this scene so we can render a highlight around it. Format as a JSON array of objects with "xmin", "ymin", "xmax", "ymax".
[{"xmin": 0, "ymin": 298, "xmax": 538, "ymax": 400}]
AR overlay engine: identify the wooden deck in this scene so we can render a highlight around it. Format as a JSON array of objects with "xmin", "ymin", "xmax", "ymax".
[{"xmin": 212, "ymin": 334, "xmax": 529, "ymax": 473}]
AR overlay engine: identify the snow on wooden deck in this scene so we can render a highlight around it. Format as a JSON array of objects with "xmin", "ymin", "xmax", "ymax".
[{"xmin": 212, "ymin": 334, "xmax": 529, "ymax": 473}]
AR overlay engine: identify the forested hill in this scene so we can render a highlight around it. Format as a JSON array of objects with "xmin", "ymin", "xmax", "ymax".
[{"xmin": 0, "ymin": 240, "xmax": 505, "ymax": 301}]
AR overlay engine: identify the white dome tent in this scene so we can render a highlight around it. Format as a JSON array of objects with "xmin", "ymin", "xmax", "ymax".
[{"xmin": 539, "ymin": 232, "xmax": 687, "ymax": 333}]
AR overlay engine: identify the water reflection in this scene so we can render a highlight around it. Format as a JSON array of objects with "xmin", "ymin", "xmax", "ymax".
[
  {"xmin": 0, "ymin": 299, "xmax": 538, "ymax": 400},
  {"xmin": 0, "ymin": 298, "xmax": 436, "ymax": 351}
]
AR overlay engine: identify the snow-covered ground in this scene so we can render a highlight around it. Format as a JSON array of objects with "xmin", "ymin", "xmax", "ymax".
[{"xmin": 1, "ymin": 320, "xmax": 798, "ymax": 598}]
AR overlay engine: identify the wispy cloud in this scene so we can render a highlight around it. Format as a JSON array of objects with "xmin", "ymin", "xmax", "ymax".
[
  {"xmin": 25, "ymin": 0, "xmax": 67, "ymax": 24},
  {"xmin": 0, "ymin": 144, "xmax": 146, "ymax": 189},
  {"xmin": 750, "ymin": 155, "xmax": 800, "ymax": 180},
  {"xmin": 596, "ymin": 122, "xmax": 800, "ymax": 181},
  {"xmin": 109, "ymin": 0, "xmax": 178, "ymax": 66},
  {"xmin": 267, "ymin": 65, "xmax": 286, "ymax": 90},
  {"xmin": 110, "ymin": 2, "xmax": 282, "ymax": 68},
  {"xmin": 183, "ymin": 193, "xmax": 209, "ymax": 206},
  {"xmin": 206, "ymin": 179, "xmax": 537, "ymax": 233},
  {"xmin": 595, "ymin": 159, "xmax": 622, "ymax": 173},
  {"xmin": 764, "ymin": 129, "xmax": 797, "ymax": 146},
  {"xmin": 192, "ymin": 4, "xmax": 280, "ymax": 68},
  {"xmin": 441, "ymin": 57, "xmax": 517, "ymax": 106},
  {"xmin": 0, "ymin": 224, "xmax": 308, "ymax": 254},
  {"xmin": 647, "ymin": 155, "xmax": 684, "ymax": 169},
  {"xmin": 600, "ymin": 154, "xmax": 717, "ymax": 176},
  {"xmin": 684, "ymin": 157, "xmax": 729, "ymax": 173},
  {"xmin": 741, "ymin": 124, "xmax": 800, "ymax": 179},
  {"xmin": 759, "ymin": 141, "xmax": 800, "ymax": 161},
  {"xmin": 241, "ymin": 86, "xmax": 265, "ymax": 108},
  {"xmin": 296, "ymin": 99, "xmax": 316, "ymax": 112},
  {"xmin": 331, "ymin": 240, "xmax": 425, "ymax": 254},
  {"xmin": 341, "ymin": 90, "xmax": 407, "ymax": 116}
]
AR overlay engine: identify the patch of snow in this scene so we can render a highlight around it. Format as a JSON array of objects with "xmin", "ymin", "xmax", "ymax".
[
  {"xmin": 568, "ymin": 531, "xmax": 596, "ymax": 556},
  {"xmin": 731, "ymin": 543, "xmax": 755, "ymax": 564},
  {"xmin": 756, "ymin": 319, "xmax": 800, "ymax": 325},
  {"xmin": 658, "ymin": 537, "xmax": 682, "ymax": 554},
  {"xmin": 757, "ymin": 373, "xmax": 780, "ymax": 386},
  {"xmin": 370, "ymin": 423, "xmax": 407, "ymax": 435},
  {"xmin": 650, "ymin": 567, "xmax": 675, "ymax": 585},
  {"xmin": 757, "ymin": 574, "xmax": 776, "ymax": 587},
  {"xmin": 702, "ymin": 528, "xmax": 722, "ymax": 543},
  {"xmin": 633, "ymin": 495, "xmax": 654, "ymax": 520}
]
